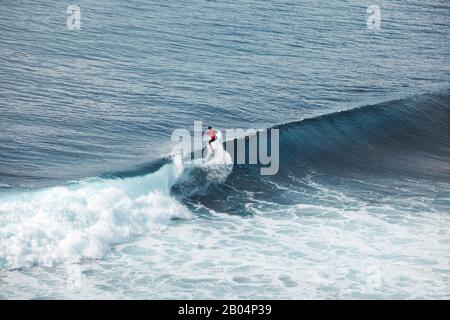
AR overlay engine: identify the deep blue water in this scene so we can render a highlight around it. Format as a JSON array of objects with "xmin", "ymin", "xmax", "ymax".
[{"xmin": 0, "ymin": 1, "xmax": 449, "ymax": 299}]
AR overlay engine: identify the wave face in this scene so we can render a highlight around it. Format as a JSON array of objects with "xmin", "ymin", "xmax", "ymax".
[
  {"xmin": 178, "ymin": 90, "xmax": 450, "ymax": 213},
  {"xmin": 276, "ymin": 90, "xmax": 450, "ymax": 179}
]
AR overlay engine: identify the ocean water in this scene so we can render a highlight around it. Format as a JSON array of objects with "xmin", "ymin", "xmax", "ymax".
[{"xmin": 0, "ymin": 0, "xmax": 449, "ymax": 299}]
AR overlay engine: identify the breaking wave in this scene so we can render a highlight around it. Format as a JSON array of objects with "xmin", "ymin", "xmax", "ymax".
[{"xmin": 0, "ymin": 90, "xmax": 448, "ymax": 269}]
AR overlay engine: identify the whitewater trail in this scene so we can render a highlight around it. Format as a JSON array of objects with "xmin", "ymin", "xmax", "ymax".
[{"xmin": 0, "ymin": 141, "xmax": 232, "ymax": 270}]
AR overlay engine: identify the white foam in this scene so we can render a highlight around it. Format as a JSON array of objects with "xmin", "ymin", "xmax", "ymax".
[{"xmin": 0, "ymin": 159, "xmax": 191, "ymax": 269}]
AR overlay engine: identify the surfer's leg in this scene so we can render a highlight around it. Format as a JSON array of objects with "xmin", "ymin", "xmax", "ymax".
[{"xmin": 208, "ymin": 140, "xmax": 215, "ymax": 155}]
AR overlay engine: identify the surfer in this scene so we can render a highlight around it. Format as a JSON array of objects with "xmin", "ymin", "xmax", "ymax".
[{"xmin": 204, "ymin": 126, "xmax": 217, "ymax": 154}]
